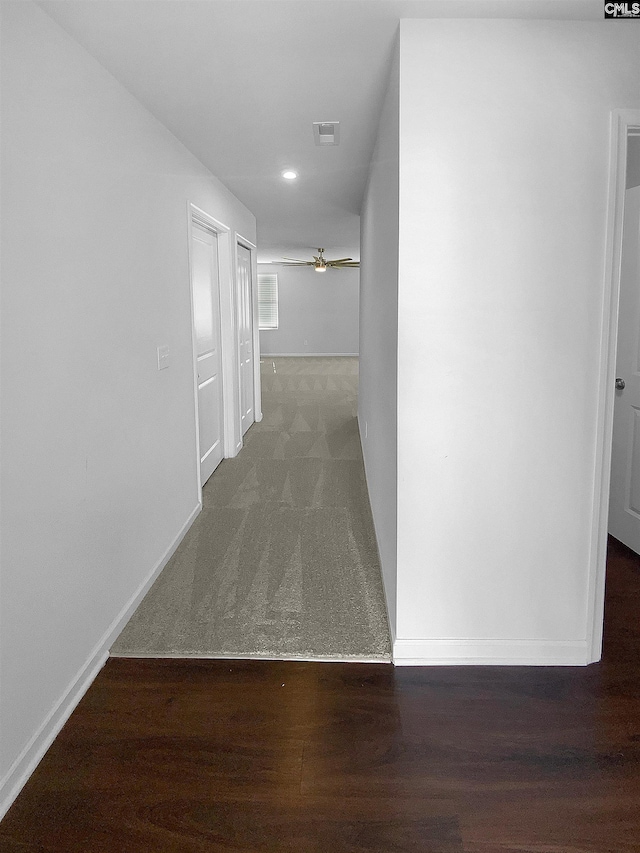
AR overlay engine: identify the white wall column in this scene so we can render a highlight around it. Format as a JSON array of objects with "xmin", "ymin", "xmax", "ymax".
[{"xmin": 392, "ymin": 19, "xmax": 640, "ymax": 665}]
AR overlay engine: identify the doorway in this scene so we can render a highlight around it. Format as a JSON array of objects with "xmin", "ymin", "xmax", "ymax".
[
  {"xmin": 591, "ymin": 111, "xmax": 640, "ymax": 662},
  {"xmin": 236, "ymin": 240, "xmax": 256, "ymax": 435},
  {"xmin": 190, "ymin": 220, "xmax": 225, "ymax": 486},
  {"xmin": 609, "ymin": 131, "xmax": 640, "ymax": 552}
]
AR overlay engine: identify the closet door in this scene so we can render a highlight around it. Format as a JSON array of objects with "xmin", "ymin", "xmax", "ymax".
[
  {"xmin": 237, "ymin": 243, "xmax": 255, "ymax": 434},
  {"xmin": 191, "ymin": 223, "xmax": 224, "ymax": 484}
]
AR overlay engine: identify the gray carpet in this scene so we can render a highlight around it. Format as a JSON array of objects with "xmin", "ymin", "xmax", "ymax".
[{"xmin": 111, "ymin": 357, "xmax": 392, "ymax": 662}]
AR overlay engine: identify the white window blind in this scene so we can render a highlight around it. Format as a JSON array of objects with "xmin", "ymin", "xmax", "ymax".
[{"xmin": 258, "ymin": 274, "xmax": 279, "ymax": 330}]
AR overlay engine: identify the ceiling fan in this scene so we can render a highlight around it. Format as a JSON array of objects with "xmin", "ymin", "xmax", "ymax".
[{"xmin": 280, "ymin": 249, "xmax": 359, "ymax": 272}]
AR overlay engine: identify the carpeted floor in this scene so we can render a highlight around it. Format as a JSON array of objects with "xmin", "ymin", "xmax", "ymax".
[{"xmin": 111, "ymin": 357, "xmax": 392, "ymax": 662}]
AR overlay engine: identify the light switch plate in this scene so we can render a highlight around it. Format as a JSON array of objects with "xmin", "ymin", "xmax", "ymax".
[{"xmin": 157, "ymin": 345, "xmax": 170, "ymax": 370}]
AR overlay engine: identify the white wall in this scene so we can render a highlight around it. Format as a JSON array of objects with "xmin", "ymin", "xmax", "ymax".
[
  {"xmin": 358, "ymin": 42, "xmax": 399, "ymax": 640},
  {"xmin": 258, "ymin": 264, "xmax": 358, "ymax": 355},
  {"xmin": 0, "ymin": 1, "xmax": 256, "ymax": 816},
  {"xmin": 394, "ymin": 20, "xmax": 640, "ymax": 665}
]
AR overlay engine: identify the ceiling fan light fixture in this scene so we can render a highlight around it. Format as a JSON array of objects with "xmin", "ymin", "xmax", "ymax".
[
  {"xmin": 281, "ymin": 170, "xmax": 297, "ymax": 180},
  {"xmin": 279, "ymin": 248, "xmax": 358, "ymax": 271}
]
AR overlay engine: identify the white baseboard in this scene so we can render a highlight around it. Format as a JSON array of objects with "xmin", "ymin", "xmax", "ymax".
[
  {"xmin": 358, "ymin": 430, "xmax": 397, "ymax": 649},
  {"xmin": 261, "ymin": 353, "xmax": 359, "ymax": 357},
  {"xmin": 0, "ymin": 502, "xmax": 202, "ymax": 822},
  {"xmin": 103, "ymin": 502, "xmax": 202, "ymax": 654},
  {"xmin": 0, "ymin": 649, "xmax": 110, "ymax": 823},
  {"xmin": 393, "ymin": 637, "xmax": 590, "ymax": 666}
]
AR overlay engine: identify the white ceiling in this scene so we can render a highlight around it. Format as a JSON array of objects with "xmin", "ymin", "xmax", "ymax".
[{"xmin": 37, "ymin": 0, "xmax": 602, "ymax": 262}]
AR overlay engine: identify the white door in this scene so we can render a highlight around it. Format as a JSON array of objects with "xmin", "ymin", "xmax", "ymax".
[
  {"xmin": 191, "ymin": 223, "xmax": 224, "ymax": 485},
  {"xmin": 609, "ymin": 182, "xmax": 640, "ymax": 551},
  {"xmin": 236, "ymin": 243, "xmax": 255, "ymax": 434}
]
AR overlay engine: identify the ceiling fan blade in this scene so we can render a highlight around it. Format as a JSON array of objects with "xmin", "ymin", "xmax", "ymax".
[
  {"xmin": 329, "ymin": 261, "xmax": 359, "ymax": 267},
  {"xmin": 325, "ymin": 258, "xmax": 352, "ymax": 264},
  {"xmin": 282, "ymin": 257, "xmax": 312, "ymax": 263}
]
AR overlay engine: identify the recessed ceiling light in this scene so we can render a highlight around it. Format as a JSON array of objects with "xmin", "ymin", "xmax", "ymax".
[{"xmin": 281, "ymin": 170, "xmax": 297, "ymax": 180}]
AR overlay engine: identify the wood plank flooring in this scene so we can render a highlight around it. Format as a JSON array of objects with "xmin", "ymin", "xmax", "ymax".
[{"xmin": 2, "ymin": 536, "xmax": 639, "ymax": 851}]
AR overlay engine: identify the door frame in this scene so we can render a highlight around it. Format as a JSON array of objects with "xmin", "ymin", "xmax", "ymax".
[
  {"xmin": 187, "ymin": 203, "xmax": 241, "ymax": 499},
  {"xmin": 590, "ymin": 109, "xmax": 640, "ymax": 662},
  {"xmin": 235, "ymin": 233, "xmax": 262, "ymax": 427}
]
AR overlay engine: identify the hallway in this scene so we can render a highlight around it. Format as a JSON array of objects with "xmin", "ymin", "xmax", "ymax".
[{"xmin": 112, "ymin": 358, "xmax": 391, "ymax": 661}]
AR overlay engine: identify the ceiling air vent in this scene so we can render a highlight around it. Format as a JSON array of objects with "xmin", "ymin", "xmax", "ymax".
[{"xmin": 313, "ymin": 122, "xmax": 340, "ymax": 146}]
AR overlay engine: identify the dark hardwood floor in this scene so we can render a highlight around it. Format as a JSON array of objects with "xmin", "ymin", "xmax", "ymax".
[{"xmin": 2, "ymin": 537, "xmax": 639, "ymax": 852}]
